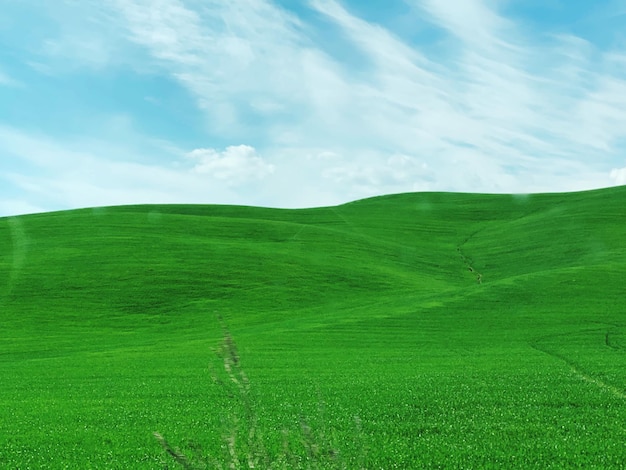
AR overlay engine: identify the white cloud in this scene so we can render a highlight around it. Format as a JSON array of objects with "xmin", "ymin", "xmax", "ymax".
[
  {"xmin": 417, "ymin": 0, "xmax": 513, "ymax": 50},
  {"xmin": 2, "ymin": 0, "xmax": 626, "ymax": 215},
  {"xmin": 0, "ymin": 200, "xmax": 46, "ymax": 218},
  {"xmin": 323, "ymin": 152, "xmax": 431, "ymax": 190},
  {"xmin": 75, "ymin": 0, "xmax": 626, "ymax": 173},
  {"xmin": 42, "ymin": 37, "xmax": 114, "ymax": 71},
  {"xmin": 109, "ymin": 0, "xmax": 306, "ymax": 135},
  {"xmin": 0, "ymin": 69, "xmax": 21, "ymax": 87},
  {"xmin": 610, "ymin": 167, "xmax": 626, "ymax": 185},
  {"xmin": 0, "ymin": 125, "xmax": 244, "ymax": 213},
  {"xmin": 188, "ymin": 145, "xmax": 274, "ymax": 183},
  {"xmin": 31, "ymin": 1, "xmax": 143, "ymax": 73}
]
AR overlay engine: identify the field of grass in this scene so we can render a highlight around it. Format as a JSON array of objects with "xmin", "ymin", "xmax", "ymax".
[{"xmin": 1, "ymin": 187, "xmax": 625, "ymax": 468}]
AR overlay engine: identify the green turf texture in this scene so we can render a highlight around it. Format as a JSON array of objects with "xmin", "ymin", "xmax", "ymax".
[{"xmin": 1, "ymin": 187, "xmax": 625, "ymax": 468}]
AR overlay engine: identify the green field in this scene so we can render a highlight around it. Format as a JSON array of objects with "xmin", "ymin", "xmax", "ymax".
[{"xmin": 1, "ymin": 187, "xmax": 625, "ymax": 468}]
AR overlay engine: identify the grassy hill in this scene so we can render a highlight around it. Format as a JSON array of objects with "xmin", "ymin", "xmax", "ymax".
[{"xmin": 1, "ymin": 187, "xmax": 625, "ymax": 468}]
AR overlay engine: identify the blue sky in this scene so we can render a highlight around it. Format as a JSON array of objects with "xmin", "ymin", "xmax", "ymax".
[{"xmin": 1, "ymin": 0, "xmax": 626, "ymax": 216}]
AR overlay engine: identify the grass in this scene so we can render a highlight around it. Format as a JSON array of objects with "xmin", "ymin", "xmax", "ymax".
[{"xmin": 0, "ymin": 187, "xmax": 625, "ymax": 468}]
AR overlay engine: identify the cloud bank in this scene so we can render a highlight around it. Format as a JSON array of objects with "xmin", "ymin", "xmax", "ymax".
[
  {"xmin": 189, "ymin": 145, "xmax": 274, "ymax": 183},
  {"xmin": 0, "ymin": 0, "xmax": 625, "ymax": 216}
]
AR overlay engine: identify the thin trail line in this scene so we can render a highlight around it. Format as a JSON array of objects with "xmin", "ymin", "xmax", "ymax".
[
  {"xmin": 330, "ymin": 207, "xmax": 373, "ymax": 241},
  {"xmin": 457, "ymin": 245, "xmax": 483, "ymax": 284},
  {"xmin": 331, "ymin": 208, "xmax": 354, "ymax": 229},
  {"xmin": 571, "ymin": 367, "xmax": 626, "ymax": 400},
  {"xmin": 290, "ymin": 224, "xmax": 306, "ymax": 240},
  {"xmin": 457, "ymin": 228, "xmax": 485, "ymax": 285},
  {"xmin": 531, "ymin": 343, "xmax": 626, "ymax": 400},
  {"xmin": 330, "ymin": 208, "xmax": 392, "ymax": 244}
]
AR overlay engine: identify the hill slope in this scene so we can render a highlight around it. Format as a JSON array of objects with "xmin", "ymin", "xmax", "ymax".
[{"xmin": 1, "ymin": 187, "xmax": 625, "ymax": 468}]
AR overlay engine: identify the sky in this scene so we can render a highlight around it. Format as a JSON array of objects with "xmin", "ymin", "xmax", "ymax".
[{"xmin": 1, "ymin": 0, "xmax": 626, "ymax": 217}]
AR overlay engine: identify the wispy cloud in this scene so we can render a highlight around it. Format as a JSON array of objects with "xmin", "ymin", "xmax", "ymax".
[
  {"xmin": 0, "ymin": 125, "xmax": 243, "ymax": 214},
  {"xmin": 109, "ymin": 0, "xmax": 626, "ymax": 167},
  {"xmin": 109, "ymin": 0, "xmax": 307, "ymax": 136},
  {"xmin": 0, "ymin": 0, "xmax": 625, "ymax": 216},
  {"xmin": 0, "ymin": 69, "xmax": 21, "ymax": 87},
  {"xmin": 610, "ymin": 167, "xmax": 626, "ymax": 185}
]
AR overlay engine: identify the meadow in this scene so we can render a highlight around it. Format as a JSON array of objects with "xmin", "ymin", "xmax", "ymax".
[{"xmin": 1, "ymin": 187, "xmax": 625, "ymax": 468}]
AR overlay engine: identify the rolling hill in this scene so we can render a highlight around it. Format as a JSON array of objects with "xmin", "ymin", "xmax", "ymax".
[{"xmin": 1, "ymin": 187, "xmax": 625, "ymax": 468}]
